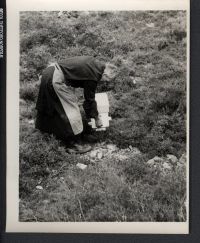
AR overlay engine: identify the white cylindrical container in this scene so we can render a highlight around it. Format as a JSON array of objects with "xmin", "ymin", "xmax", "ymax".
[{"xmin": 88, "ymin": 93, "xmax": 112, "ymax": 131}]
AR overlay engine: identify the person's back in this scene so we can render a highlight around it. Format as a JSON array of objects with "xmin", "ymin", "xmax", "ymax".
[{"xmin": 58, "ymin": 56, "xmax": 105, "ymax": 82}]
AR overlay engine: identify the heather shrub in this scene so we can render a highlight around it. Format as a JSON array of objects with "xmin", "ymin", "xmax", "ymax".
[
  {"xmin": 19, "ymin": 11, "xmax": 187, "ymax": 222},
  {"xmin": 77, "ymin": 32, "xmax": 103, "ymax": 50},
  {"xmin": 20, "ymin": 82, "xmax": 38, "ymax": 102}
]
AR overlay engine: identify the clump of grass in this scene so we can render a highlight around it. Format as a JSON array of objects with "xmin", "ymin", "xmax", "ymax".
[{"xmin": 20, "ymin": 82, "xmax": 39, "ymax": 102}]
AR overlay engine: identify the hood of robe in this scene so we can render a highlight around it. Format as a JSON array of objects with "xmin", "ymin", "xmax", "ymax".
[{"xmin": 58, "ymin": 56, "xmax": 106, "ymax": 82}]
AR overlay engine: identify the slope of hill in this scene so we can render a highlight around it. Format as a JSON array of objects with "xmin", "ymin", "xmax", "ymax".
[{"xmin": 19, "ymin": 11, "xmax": 187, "ymax": 222}]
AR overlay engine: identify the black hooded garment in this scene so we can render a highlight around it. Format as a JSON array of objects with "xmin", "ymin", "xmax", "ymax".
[
  {"xmin": 58, "ymin": 56, "xmax": 105, "ymax": 82},
  {"xmin": 35, "ymin": 56, "xmax": 105, "ymax": 142}
]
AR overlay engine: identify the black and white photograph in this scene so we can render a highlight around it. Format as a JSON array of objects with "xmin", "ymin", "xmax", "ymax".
[
  {"xmin": 19, "ymin": 10, "xmax": 188, "ymax": 223},
  {"xmin": 5, "ymin": 0, "xmax": 189, "ymax": 234}
]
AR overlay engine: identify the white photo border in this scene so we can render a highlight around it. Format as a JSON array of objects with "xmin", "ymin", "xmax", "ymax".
[{"xmin": 6, "ymin": 0, "xmax": 190, "ymax": 233}]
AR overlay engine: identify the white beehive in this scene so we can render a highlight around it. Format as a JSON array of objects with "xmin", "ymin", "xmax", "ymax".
[{"xmin": 88, "ymin": 93, "xmax": 112, "ymax": 131}]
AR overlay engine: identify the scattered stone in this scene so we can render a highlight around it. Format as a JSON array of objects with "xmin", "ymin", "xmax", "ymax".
[
  {"xmin": 45, "ymin": 168, "xmax": 50, "ymax": 173},
  {"xmin": 58, "ymin": 11, "xmax": 63, "ymax": 18},
  {"xmin": 21, "ymin": 159, "xmax": 26, "ymax": 165},
  {"xmin": 76, "ymin": 163, "xmax": 87, "ymax": 170},
  {"xmin": 147, "ymin": 156, "xmax": 163, "ymax": 166},
  {"xmin": 132, "ymin": 78, "xmax": 137, "ymax": 85},
  {"xmin": 177, "ymin": 162, "xmax": 185, "ymax": 169},
  {"xmin": 131, "ymin": 147, "xmax": 141, "ymax": 155},
  {"xmin": 107, "ymin": 144, "xmax": 117, "ymax": 152},
  {"xmin": 167, "ymin": 154, "xmax": 178, "ymax": 164},
  {"xmin": 128, "ymin": 145, "xmax": 133, "ymax": 151},
  {"xmin": 147, "ymin": 159, "xmax": 155, "ymax": 166},
  {"xmin": 162, "ymin": 162, "xmax": 172, "ymax": 170},
  {"xmin": 179, "ymin": 153, "xmax": 186, "ymax": 164},
  {"xmin": 117, "ymin": 154, "xmax": 128, "ymax": 161},
  {"xmin": 52, "ymin": 169, "xmax": 57, "ymax": 175},
  {"xmin": 37, "ymin": 179, "xmax": 42, "ymax": 184},
  {"xmin": 177, "ymin": 154, "xmax": 186, "ymax": 169},
  {"xmin": 36, "ymin": 185, "xmax": 43, "ymax": 190},
  {"xmin": 146, "ymin": 23, "xmax": 155, "ymax": 28},
  {"xmin": 60, "ymin": 177, "xmax": 64, "ymax": 180},
  {"xmin": 90, "ymin": 150, "xmax": 98, "ymax": 158},
  {"xmin": 97, "ymin": 151, "xmax": 103, "ymax": 159},
  {"xmin": 90, "ymin": 159, "xmax": 96, "ymax": 164},
  {"xmin": 131, "ymin": 77, "xmax": 143, "ymax": 84},
  {"xmin": 28, "ymin": 119, "xmax": 34, "ymax": 125},
  {"xmin": 80, "ymin": 11, "xmax": 90, "ymax": 16},
  {"xmin": 153, "ymin": 156, "xmax": 163, "ymax": 162},
  {"xmin": 43, "ymin": 200, "xmax": 50, "ymax": 204},
  {"xmin": 20, "ymin": 99, "xmax": 26, "ymax": 105}
]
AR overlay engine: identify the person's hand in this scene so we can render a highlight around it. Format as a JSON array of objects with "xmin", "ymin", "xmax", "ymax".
[{"xmin": 95, "ymin": 116, "xmax": 103, "ymax": 128}]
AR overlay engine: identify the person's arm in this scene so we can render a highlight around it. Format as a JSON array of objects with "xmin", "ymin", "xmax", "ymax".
[{"xmin": 83, "ymin": 81, "xmax": 103, "ymax": 127}]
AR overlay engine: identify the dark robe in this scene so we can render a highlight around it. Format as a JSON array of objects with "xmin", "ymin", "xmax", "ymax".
[
  {"xmin": 35, "ymin": 56, "xmax": 105, "ymax": 142},
  {"xmin": 58, "ymin": 56, "xmax": 105, "ymax": 82}
]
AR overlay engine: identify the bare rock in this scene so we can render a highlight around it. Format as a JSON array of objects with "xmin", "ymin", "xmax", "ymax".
[
  {"xmin": 147, "ymin": 159, "xmax": 155, "ymax": 166},
  {"xmin": 146, "ymin": 23, "xmax": 155, "ymax": 28},
  {"xmin": 129, "ymin": 145, "xmax": 133, "ymax": 150},
  {"xmin": 97, "ymin": 151, "xmax": 103, "ymax": 159},
  {"xmin": 107, "ymin": 144, "xmax": 117, "ymax": 152},
  {"xmin": 131, "ymin": 77, "xmax": 143, "ymax": 84},
  {"xmin": 52, "ymin": 169, "xmax": 57, "ymax": 175},
  {"xmin": 117, "ymin": 154, "xmax": 128, "ymax": 161},
  {"xmin": 20, "ymin": 99, "xmax": 26, "ymax": 105},
  {"xmin": 36, "ymin": 185, "xmax": 43, "ymax": 190},
  {"xmin": 28, "ymin": 119, "xmax": 34, "ymax": 125},
  {"xmin": 153, "ymin": 156, "xmax": 164, "ymax": 162},
  {"xmin": 179, "ymin": 153, "xmax": 186, "ymax": 164},
  {"xmin": 76, "ymin": 163, "xmax": 87, "ymax": 170},
  {"xmin": 130, "ymin": 147, "xmax": 141, "ymax": 155},
  {"xmin": 167, "ymin": 154, "xmax": 178, "ymax": 164},
  {"xmin": 147, "ymin": 156, "xmax": 163, "ymax": 166},
  {"xmin": 90, "ymin": 150, "xmax": 98, "ymax": 158},
  {"xmin": 162, "ymin": 162, "xmax": 172, "ymax": 170},
  {"xmin": 58, "ymin": 11, "xmax": 63, "ymax": 18}
]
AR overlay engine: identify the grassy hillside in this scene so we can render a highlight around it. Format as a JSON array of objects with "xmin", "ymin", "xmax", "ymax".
[{"xmin": 19, "ymin": 11, "xmax": 187, "ymax": 222}]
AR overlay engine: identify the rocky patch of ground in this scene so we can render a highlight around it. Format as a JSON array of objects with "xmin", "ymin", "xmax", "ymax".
[{"xmin": 77, "ymin": 143, "xmax": 186, "ymax": 176}]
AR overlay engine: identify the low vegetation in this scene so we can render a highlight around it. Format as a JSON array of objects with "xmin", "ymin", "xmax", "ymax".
[{"xmin": 19, "ymin": 11, "xmax": 187, "ymax": 222}]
